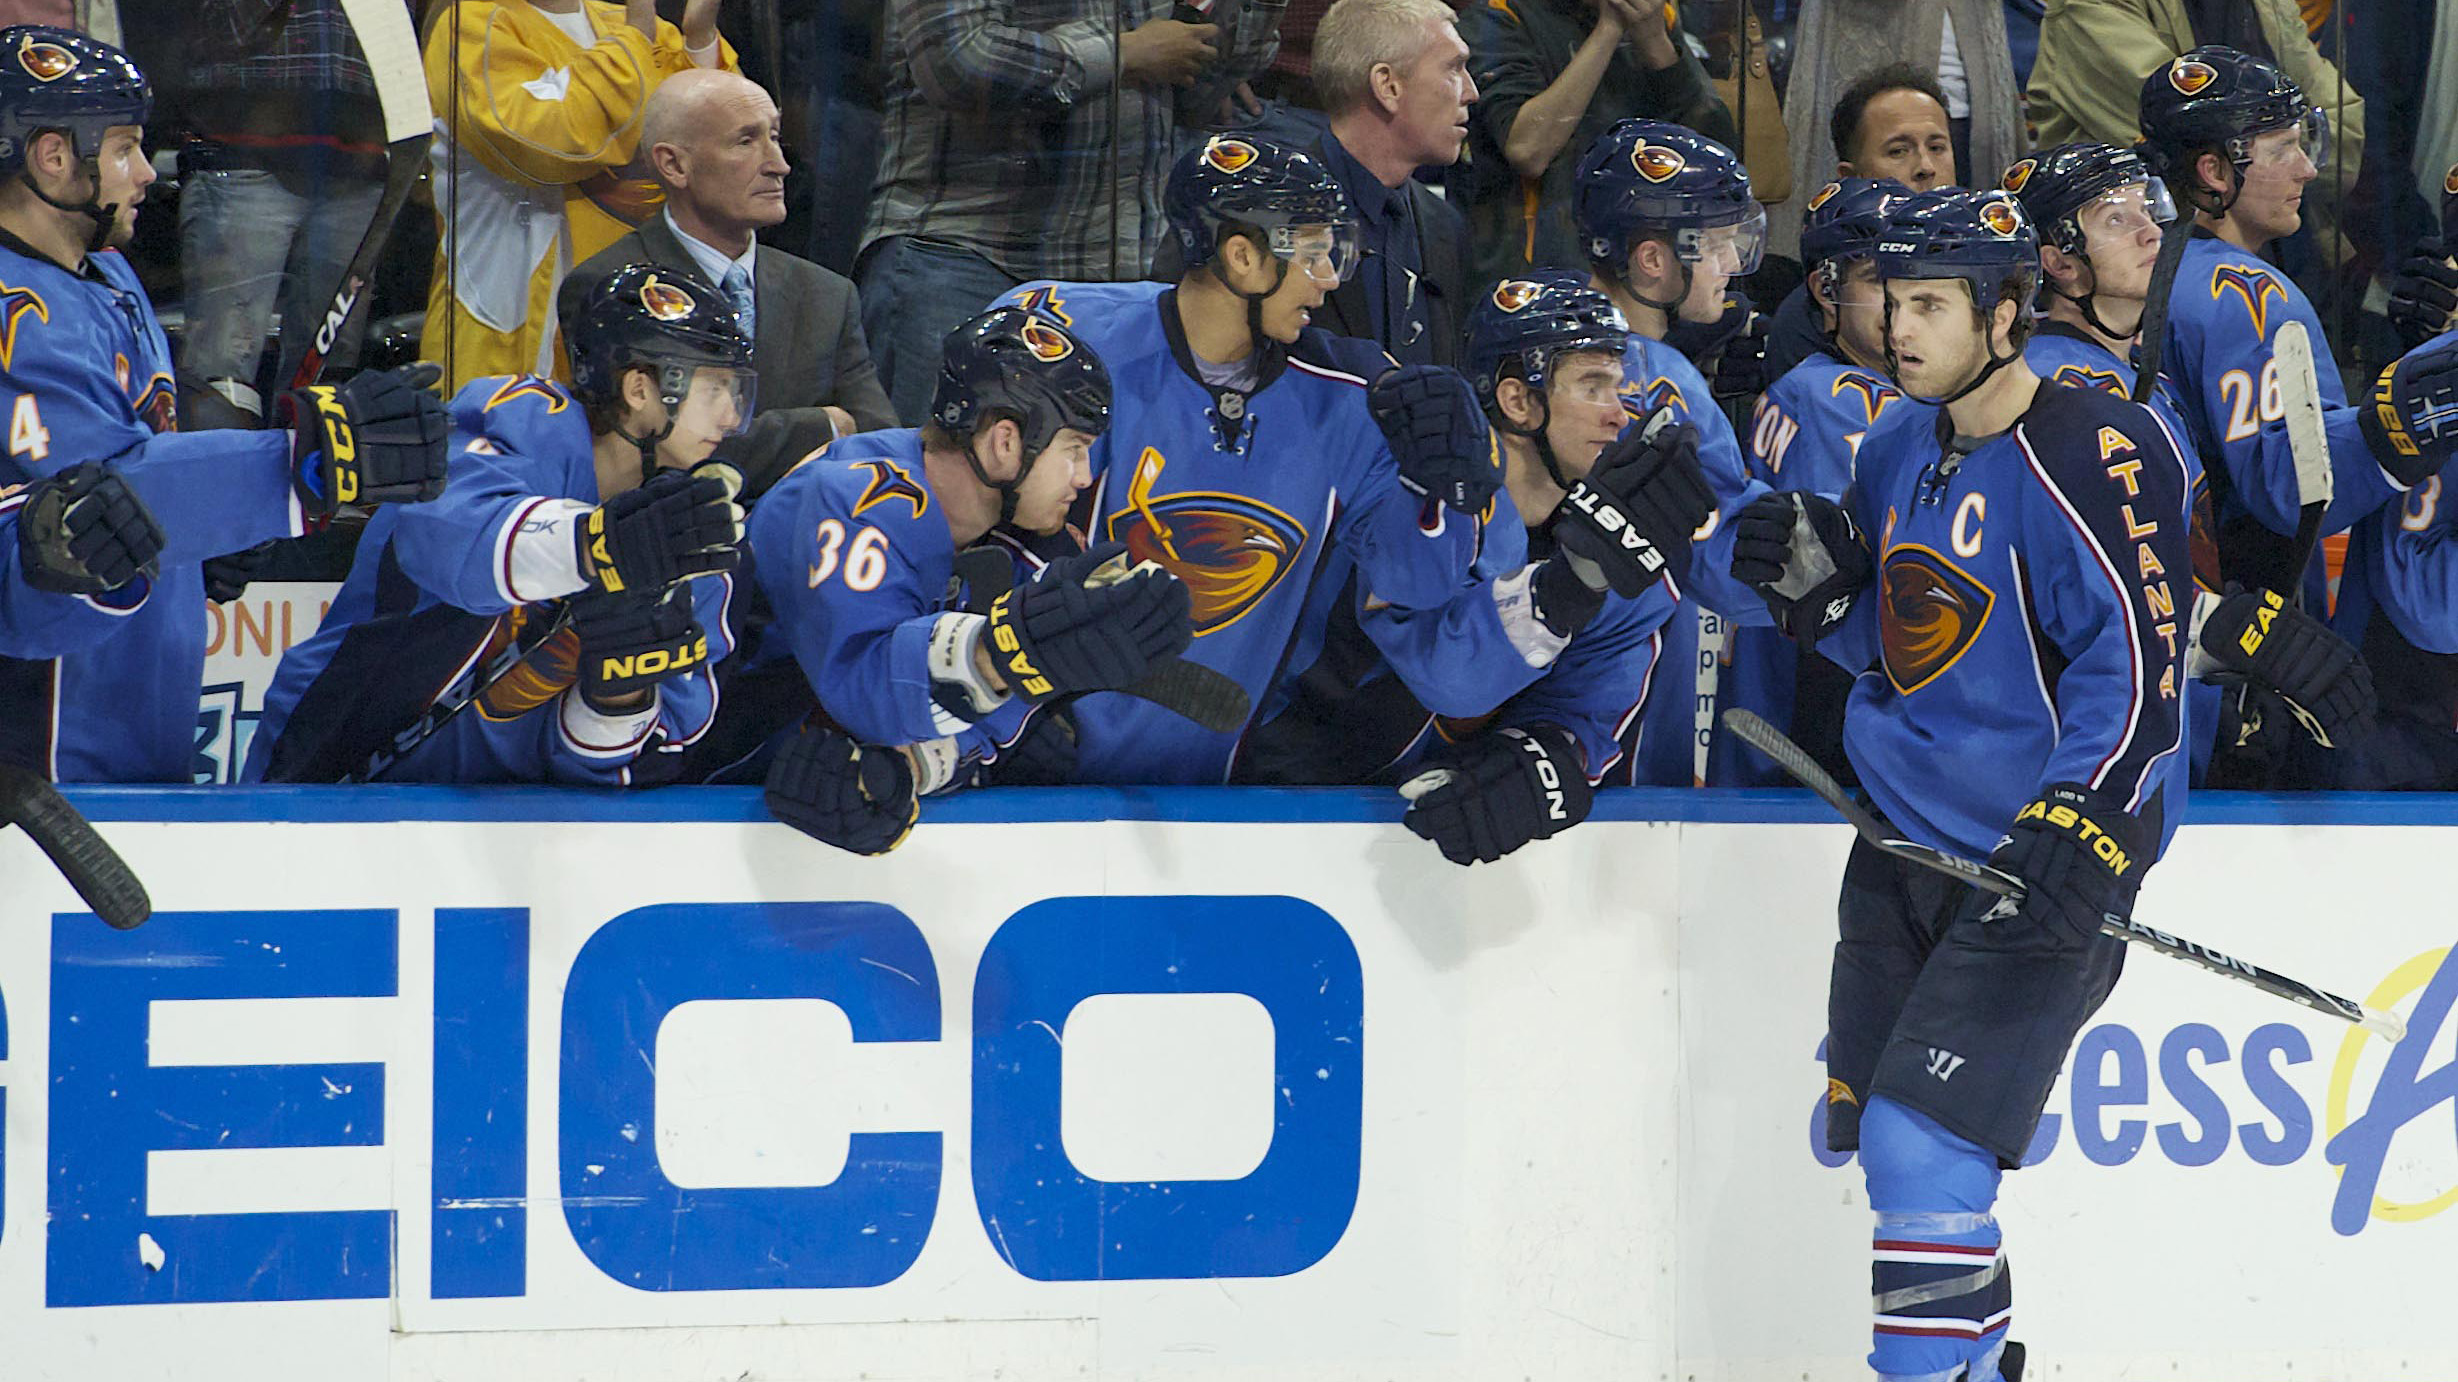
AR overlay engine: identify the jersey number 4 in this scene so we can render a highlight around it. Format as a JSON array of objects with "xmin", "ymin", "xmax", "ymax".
[
  {"xmin": 2219, "ymin": 360, "xmax": 2284, "ymax": 444},
  {"xmin": 9, "ymin": 394, "xmax": 46, "ymax": 463},
  {"xmin": 807, "ymin": 518, "xmax": 889, "ymax": 592}
]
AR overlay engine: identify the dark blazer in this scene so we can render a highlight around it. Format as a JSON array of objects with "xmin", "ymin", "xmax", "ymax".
[{"xmin": 563, "ymin": 213, "xmax": 898, "ymax": 497}]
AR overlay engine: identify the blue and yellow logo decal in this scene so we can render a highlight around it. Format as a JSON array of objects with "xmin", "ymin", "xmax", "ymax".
[
  {"xmin": 1106, "ymin": 447, "xmax": 1307, "ymax": 636},
  {"xmin": 1879, "ymin": 543, "xmax": 1995, "ymax": 694},
  {"xmin": 0, "ymin": 280, "xmax": 49, "ymax": 370},
  {"xmin": 2211, "ymin": 264, "xmax": 2289, "ymax": 341},
  {"xmin": 1831, "ymin": 371, "xmax": 1901, "ymax": 423},
  {"xmin": 850, "ymin": 455, "xmax": 929, "ymax": 520},
  {"xmin": 483, "ymin": 377, "xmax": 572, "ymax": 414}
]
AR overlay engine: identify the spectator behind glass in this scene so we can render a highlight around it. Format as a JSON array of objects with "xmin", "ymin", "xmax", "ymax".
[
  {"xmin": 0, "ymin": 2, "xmax": 112, "ymax": 33},
  {"xmin": 562, "ymin": 68, "xmax": 896, "ymax": 500},
  {"xmin": 420, "ymin": 0, "xmax": 734, "ymax": 391},
  {"xmin": 1459, "ymin": 0, "xmax": 1735, "ymax": 288},
  {"xmin": 175, "ymin": 0, "xmax": 392, "ymax": 431},
  {"xmin": 859, "ymin": 0, "xmax": 1289, "ymax": 427}
]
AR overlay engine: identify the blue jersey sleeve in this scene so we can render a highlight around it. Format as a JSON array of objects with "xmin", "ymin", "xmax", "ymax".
[
  {"xmin": 1324, "ymin": 402, "xmax": 1488, "ymax": 614},
  {"xmin": 386, "ymin": 381, "xmax": 598, "ymax": 615},
  {"xmin": 2354, "ymin": 464, "xmax": 2458, "ymax": 653},
  {"xmin": 2014, "ymin": 406, "xmax": 2195, "ymax": 819},
  {"xmin": 1495, "ymin": 588, "xmax": 1669, "ymax": 782},
  {"xmin": 1623, "ymin": 344, "xmax": 1773, "ymax": 623}
]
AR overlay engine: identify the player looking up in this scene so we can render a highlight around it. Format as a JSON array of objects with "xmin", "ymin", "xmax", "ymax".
[
  {"xmin": 0, "ymin": 24, "xmax": 450, "ymax": 781},
  {"xmin": 1731, "ymin": 189, "xmax": 2195, "ymax": 1381},
  {"xmin": 247, "ymin": 265, "xmax": 751, "ymax": 785}
]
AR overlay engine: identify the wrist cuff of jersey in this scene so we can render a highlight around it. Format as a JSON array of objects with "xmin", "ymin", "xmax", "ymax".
[
  {"xmin": 910, "ymin": 735, "xmax": 962, "ymax": 796},
  {"xmin": 927, "ymin": 612, "xmax": 1008, "ymax": 721},
  {"xmin": 503, "ymin": 498, "xmax": 595, "ymax": 605},
  {"xmin": 559, "ymin": 685, "xmax": 660, "ymax": 760},
  {"xmin": 1491, "ymin": 562, "xmax": 1577, "ymax": 668},
  {"xmin": 2184, "ymin": 587, "xmax": 2222, "ymax": 680}
]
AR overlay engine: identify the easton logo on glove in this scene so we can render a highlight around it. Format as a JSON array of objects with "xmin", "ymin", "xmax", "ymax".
[
  {"xmin": 592, "ymin": 630, "xmax": 708, "ymax": 683},
  {"xmin": 986, "ymin": 589, "xmax": 1054, "ymax": 700},
  {"xmin": 1563, "ymin": 484, "xmax": 1667, "ymax": 570},
  {"xmin": 2368, "ymin": 371, "xmax": 2420, "ymax": 458},
  {"xmin": 1516, "ymin": 728, "xmax": 1572, "ymax": 822},
  {"xmin": 2011, "ymin": 793, "xmax": 2139, "ymax": 879},
  {"xmin": 582, "ymin": 510, "xmax": 624, "ymax": 593},
  {"xmin": 2236, "ymin": 588, "xmax": 2282, "ymax": 657}
]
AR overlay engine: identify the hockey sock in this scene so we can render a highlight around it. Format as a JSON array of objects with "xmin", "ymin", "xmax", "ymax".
[{"xmin": 1860, "ymin": 1096, "xmax": 2012, "ymax": 1381}]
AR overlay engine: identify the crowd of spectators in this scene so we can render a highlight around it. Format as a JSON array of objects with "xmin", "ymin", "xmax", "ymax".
[{"xmin": 37, "ymin": 0, "xmax": 2458, "ymax": 804}]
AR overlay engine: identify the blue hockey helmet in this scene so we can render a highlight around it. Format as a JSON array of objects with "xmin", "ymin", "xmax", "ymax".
[
  {"xmin": 569, "ymin": 264, "xmax": 758, "ymax": 480},
  {"xmin": 1573, "ymin": 120, "xmax": 1765, "ymax": 282},
  {"xmin": 1798, "ymin": 177, "xmax": 1909, "ymax": 274},
  {"xmin": 0, "ymin": 26, "xmax": 148, "ymax": 168},
  {"xmin": 1463, "ymin": 270, "xmax": 1629, "ymax": 423},
  {"xmin": 2136, "ymin": 47, "xmax": 2327, "ymax": 214},
  {"xmin": 2000, "ymin": 142, "xmax": 2174, "ymax": 255},
  {"xmin": 934, "ymin": 305, "xmax": 1112, "ymax": 524},
  {"xmin": 1873, "ymin": 188, "xmax": 2039, "ymax": 318},
  {"xmin": 1165, "ymin": 134, "xmax": 1361, "ymax": 287}
]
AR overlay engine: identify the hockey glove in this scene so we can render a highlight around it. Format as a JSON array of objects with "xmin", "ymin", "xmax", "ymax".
[
  {"xmin": 1709, "ymin": 312, "xmax": 1772, "ymax": 404},
  {"xmin": 764, "ymin": 724, "xmax": 917, "ymax": 856},
  {"xmin": 2387, "ymin": 240, "xmax": 2458, "ymax": 352},
  {"xmin": 1984, "ymin": 783, "xmax": 2149, "ymax": 950},
  {"xmin": 982, "ymin": 704, "xmax": 1078, "ymax": 786},
  {"xmin": 200, "ymin": 542, "xmax": 271, "ymax": 604},
  {"xmin": 576, "ymin": 462, "xmax": 744, "ymax": 595},
  {"xmin": 1729, "ymin": 491, "xmax": 1872, "ymax": 645},
  {"xmin": 983, "ymin": 541, "xmax": 1192, "ymax": 703},
  {"xmin": 16, "ymin": 461, "xmax": 162, "ymax": 596},
  {"xmin": 569, "ymin": 584, "xmax": 710, "ymax": 713},
  {"xmin": 1399, "ymin": 725, "xmax": 1593, "ymax": 866},
  {"xmin": 281, "ymin": 362, "xmax": 451, "ymax": 519},
  {"xmin": 1550, "ymin": 406, "xmax": 1713, "ymax": 598},
  {"xmin": 2358, "ymin": 332, "xmax": 2458, "ymax": 487},
  {"xmin": 1370, "ymin": 364, "xmax": 1505, "ymax": 514},
  {"xmin": 2190, "ymin": 586, "xmax": 2376, "ymax": 749}
]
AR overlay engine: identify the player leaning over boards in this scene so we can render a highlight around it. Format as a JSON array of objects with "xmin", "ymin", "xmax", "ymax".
[
  {"xmin": 2136, "ymin": 47, "xmax": 2458, "ymax": 596},
  {"xmin": 747, "ymin": 306, "xmax": 1192, "ymax": 856},
  {"xmin": 1730, "ymin": 190, "xmax": 2195, "ymax": 1381},
  {"xmin": 0, "ymin": 25, "xmax": 449, "ymax": 782},
  {"xmin": 247, "ymin": 265, "xmax": 750, "ymax": 785},
  {"xmin": 993, "ymin": 136, "xmax": 1498, "ymax": 786}
]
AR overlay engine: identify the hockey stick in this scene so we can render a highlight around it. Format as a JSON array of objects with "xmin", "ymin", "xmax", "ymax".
[
  {"xmin": 2269, "ymin": 320, "xmax": 2335, "ymax": 602},
  {"xmin": 1720, "ymin": 708, "xmax": 2406, "ymax": 1040},
  {"xmin": 2129, "ymin": 215, "xmax": 2192, "ymax": 404},
  {"xmin": 0, "ymin": 761, "xmax": 149, "ymax": 929},
  {"xmin": 290, "ymin": 0, "xmax": 433, "ymax": 389}
]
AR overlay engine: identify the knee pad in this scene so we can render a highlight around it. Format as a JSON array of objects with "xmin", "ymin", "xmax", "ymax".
[{"xmin": 1861, "ymin": 1095, "xmax": 2000, "ymax": 1216}]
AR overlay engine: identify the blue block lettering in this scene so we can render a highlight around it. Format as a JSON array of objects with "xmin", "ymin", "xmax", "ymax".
[
  {"xmin": 433, "ymin": 907, "xmax": 530, "ymax": 1298},
  {"xmin": 2070, "ymin": 1024, "xmax": 2148, "ymax": 1166},
  {"xmin": 2154, "ymin": 1023, "xmax": 2230, "ymax": 1167},
  {"xmin": 2238, "ymin": 1023, "xmax": 2312, "ymax": 1167}
]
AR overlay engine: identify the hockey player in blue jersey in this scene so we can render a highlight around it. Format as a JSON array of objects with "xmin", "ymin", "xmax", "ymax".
[
  {"xmin": 247, "ymin": 265, "xmax": 753, "ymax": 785},
  {"xmin": 746, "ymin": 306, "xmax": 1193, "ymax": 853},
  {"xmin": 1571, "ymin": 118, "xmax": 1779, "ymax": 784},
  {"xmin": 0, "ymin": 459, "xmax": 159, "ymax": 654},
  {"xmin": 0, "ymin": 25, "xmax": 451, "ymax": 781},
  {"xmin": 1732, "ymin": 190, "xmax": 2196, "ymax": 1381},
  {"xmin": 992, "ymin": 136, "xmax": 1500, "ymax": 785},
  {"xmin": 2137, "ymin": 47, "xmax": 2458, "ymax": 594}
]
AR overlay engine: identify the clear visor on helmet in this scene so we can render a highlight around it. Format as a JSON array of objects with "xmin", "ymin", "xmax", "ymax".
[
  {"xmin": 1676, "ymin": 207, "xmax": 1770, "ymax": 276},
  {"xmin": 2233, "ymin": 107, "xmax": 2331, "ymax": 175},
  {"xmin": 2075, "ymin": 178, "xmax": 2177, "ymax": 247},
  {"xmin": 659, "ymin": 362, "xmax": 758, "ymax": 437},
  {"xmin": 1268, "ymin": 221, "xmax": 1364, "ymax": 285},
  {"xmin": 1820, "ymin": 254, "xmax": 1886, "ymax": 309}
]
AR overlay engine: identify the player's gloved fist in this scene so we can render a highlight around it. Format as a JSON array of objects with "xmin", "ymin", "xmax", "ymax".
[
  {"xmin": 568, "ymin": 584, "xmax": 709, "ymax": 713},
  {"xmin": 2387, "ymin": 240, "xmax": 2458, "ymax": 352},
  {"xmin": 1709, "ymin": 312, "xmax": 1772, "ymax": 403},
  {"xmin": 1730, "ymin": 491, "xmax": 1871, "ymax": 645},
  {"xmin": 1399, "ymin": 724, "xmax": 1593, "ymax": 866},
  {"xmin": 200, "ymin": 542, "xmax": 271, "ymax": 604},
  {"xmin": 2358, "ymin": 332, "xmax": 2458, "ymax": 486},
  {"xmin": 577, "ymin": 461, "xmax": 743, "ymax": 594},
  {"xmin": 282, "ymin": 362, "xmax": 451, "ymax": 519},
  {"xmin": 2190, "ymin": 586, "xmax": 2376, "ymax": 749},
  {"xmin": 764, "ymin": 724, "xmax": 917, "ymax": 856},
  {"xmin": 1370, "ymin": 364, "xmax": 1504, "ymax": 513},
  {"xmin": 984, "ymin": 541, "xmax": 1192, "ymax": 702},
  {"xmin": 1550, "ymin": 406, "xmax": 1713, "ymax": 598},
  {"xmin": 982, "ymin": 704, "xmax": 1078, "ymax": 786},
  {"xmin": 1983, "ymin": 782, "xmax": 2147, "ymax": 949},
  {"xmin": 15, "ymin": 461, "xmax": 163, "ymax": 596}
]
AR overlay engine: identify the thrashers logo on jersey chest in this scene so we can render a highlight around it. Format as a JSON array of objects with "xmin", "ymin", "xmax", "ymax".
[
  {"xmin": 1104, "ymin": 446, "xmax": 1308, "ymax": 636},
  {"xmin": 1878, "ymin": 541, "xmax": 1996, "ymax": 696}
]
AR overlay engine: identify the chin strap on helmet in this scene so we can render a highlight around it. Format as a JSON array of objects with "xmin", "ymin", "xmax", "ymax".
[
  {"xmin": 22, "ymin": 150, "xmax": 114, "ymax": 253},
  {"xmin": 1493, "ymin": 375, "xmax": 1574, "ymax": 494},
  {"xmin": 1883, "ymin": 292, "xmax": 2023, "ymax": 408}
]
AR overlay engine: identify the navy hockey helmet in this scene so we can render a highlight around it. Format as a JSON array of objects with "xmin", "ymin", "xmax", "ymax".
[
  {"xmin": 569, "ymin": 264, "xmax": 757, "ymax": 480},
  {"xmin": 1574, "ymin": 120, "xmax": 1764, "ymax": 291},
  {"xmin": 1462, "ymin": 270, "xmax": 1629, "ymax": 488},
  {"xmin": 1799, "ymin": 177, "xmax": 1908, "ymax": 273},
  {"xmin": 1165, "ymin": 134, "xmax": 1361, "ymax": 286},
  {"xmin": 933, "ymin": 305, "xmax": 1112, "ymax": 525},
  {"xmin": 0, "ymin": 26, "xmax": 148, "ymax": 168},
  {"xmin": 2001, "ymin": 142, "xmax": 2173, "ymax": 255},
  {"xmin": 2136, "ymin": 47, "xmax": 2327, "ymax": 214},
  {"xmin": 1874, "ymin": 189, "xmax": 2039, "ymax": 402}
]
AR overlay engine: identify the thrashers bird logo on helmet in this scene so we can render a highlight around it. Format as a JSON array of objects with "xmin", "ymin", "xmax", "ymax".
[
  {"xmin": 1203, "ymin": 137, "xmax": 1259, "ymax": 175},
  {"xmin": 1491, "ymin": 280, "xmax": 1545, "ymax": 313},
  {"xmin": 639, "ymin": 276, "xmax": 697, "ymax": 322},
  {"xmin": 16, "ymin": 35, "xmax": 76, "ymax": 81},
  {"xmin": 1999, "ymin": 159, "xmax": 2037, "ymax": 194},
  {"xmin": 1980, "ymin": 196, "xmax": 2024, "ymax": 238},
  {"xmin": 2168, "ymin": 58, "xmax": 2218, "ymax": 96},
  {"xmin": 1632, "ymin": 144, "xmax": 1686, "ymax": 183},
  {"xmin": 1019, "ymin": 318, "xmax": 1075, "ymax": 362},
  {"xmin": 1806, "ymin": 181, "xmax": 1843, "ymax": 212},
  {"xmin": 2443, "ymin": 163, "xmax": 2458, "ymax": 198},
  {"xmin": 1880, "ymin": 547, "xmax": 1995, "ymax": 695}
]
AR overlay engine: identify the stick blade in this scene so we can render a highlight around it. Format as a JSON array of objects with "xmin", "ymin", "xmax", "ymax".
[
  {"xmin": 0, "ymin": 764, "xmax": 150, "ymax": 929},
  {"xmin": 1119, "ymin": 656, "xmax": 1251, "ymax": 734}
]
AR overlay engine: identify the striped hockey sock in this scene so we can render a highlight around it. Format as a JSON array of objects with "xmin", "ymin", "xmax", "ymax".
[{"xmin": 1860, "ymin": 1096, "xmax": 2011, "ymax": 1381}]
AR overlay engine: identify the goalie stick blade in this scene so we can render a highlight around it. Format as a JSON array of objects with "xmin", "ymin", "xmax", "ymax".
[
  {"xmin": 0, "ymin": 763, "xmax": 150, "ymax": 929},
  {"xmin": 1118, "ymin": 656, "xmax": 1252, "ymax": 734}
]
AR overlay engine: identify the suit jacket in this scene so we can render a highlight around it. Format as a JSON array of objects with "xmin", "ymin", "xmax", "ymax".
[{"xmin": 563, "ymin": 214, "xmax": 898, "ymax": 497}]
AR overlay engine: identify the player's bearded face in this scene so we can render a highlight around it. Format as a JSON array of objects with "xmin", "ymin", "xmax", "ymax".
[
  {"xmin": 1010, "ymin": 427, "xmax": 1095, "ymax": 533},
  {"xmin": 1542, "ymin": 352, "xmax": 1630, "ymax": 481},
  {"xmin": 92, "ymin": 126, "xmax": 153, "ymax": 247},
  {"xmin": 1882, "ymin": 278, "xmax": 1989, "ymax": 397}
]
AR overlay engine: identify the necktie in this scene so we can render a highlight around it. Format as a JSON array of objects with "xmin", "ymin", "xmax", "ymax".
[{"xmin": 721, "ymin": 263, "xmax": 756, "ymax": 340}]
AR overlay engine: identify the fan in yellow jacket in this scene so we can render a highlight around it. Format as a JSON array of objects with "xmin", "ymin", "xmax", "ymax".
[{"xmin": 420, "ymin": 0, "xmax": 737, "ymax": 390}]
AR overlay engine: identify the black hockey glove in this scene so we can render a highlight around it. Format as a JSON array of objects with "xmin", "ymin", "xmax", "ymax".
[
  {"xmin": 1399, "ymin": 725, "xmax": 1593, "ymax": 866},
  {"xmin": 1550, "ymin": 406, "xmax": 1713, "ymax": 598},
  {"xmin": 2387, "ymin": 240, "xmax": 2458, "ymax": 353},
  {"xmin": 1984, "ymin": 783, "xmax": 2148, "ymax": 949},
  {"xmin": 200, "ymin": 542, "xmax": 271, "ymax": 604},
  {"xmin": 281, "ymin": 362, "xmax": 451, "ymax": 519},
  {"xmin": 764, "ymin": 723, "xmax": 917, "ymax": 856},
  {"xmin": 1369, "ymin": 364, "xmax": 1505, "ymax": 514},
  {"xmin": 1528, "ymin": 556, "xmax": 1608, "ymax": 637},
  {"xmin": 1730, "ymin": 491, "xmax": 1872, "ymax": 646},
  {"xmin": 16, "ymin": 461, "xmax": 162, "ymax": 596},
  {"xmin": 1660, "ymin": 298, "xmax": 1749, "ymax": 371},
  {"xmin": 577, "ymin": 462, "xmax": 743, "ymax": 595},
  {"xmin": 983, "ymin": 541, "xmax": 1192, "ymax": 703},
  {"xmin": 1709, "ymin": 311, "xmax": 1772, "ymax": 404},
  {"xmin": 2192, "ymin": 586, "xmax": 2376, "ymax": 749},
  {"xmin": 982, "ymin": 704, "xmax": 1078, "ymax": 786},
  {"xmin": 569, "ymin": 584, "xmax": 710, "ymax": 713},
  {"xmin": 2358, "ymin": 333, "xmax": 2458, "ymax": 487}
]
